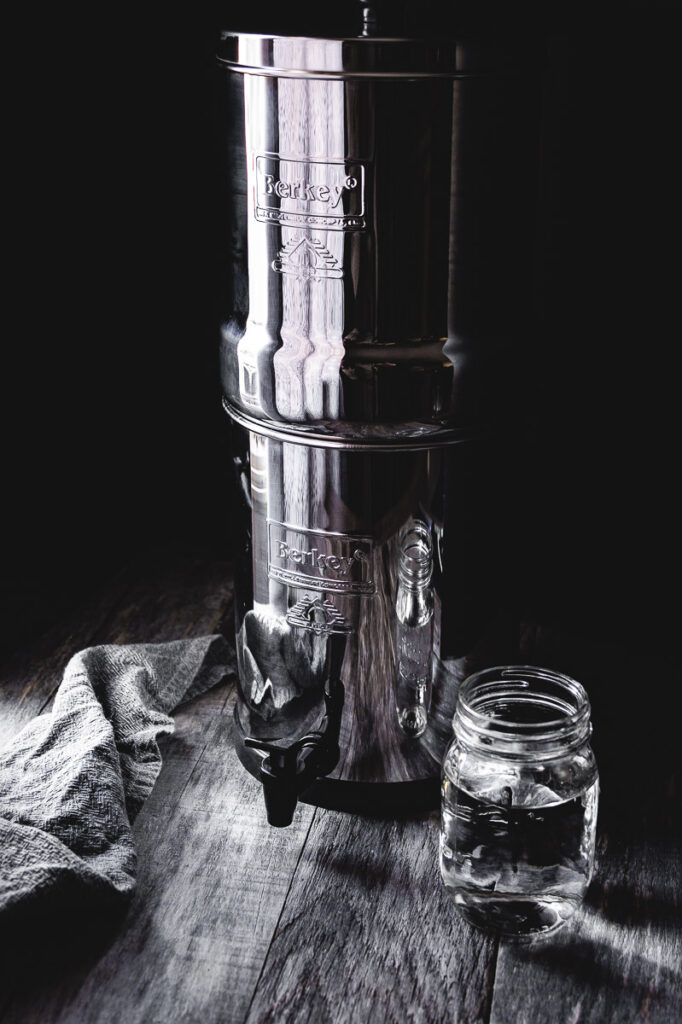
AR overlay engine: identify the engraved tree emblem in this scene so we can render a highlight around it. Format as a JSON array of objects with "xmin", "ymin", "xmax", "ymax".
[
  {"xmin": 272, "ymin": 237, "xmax": 343, "ymax": 280},
  {"xmin": 286, "ymin": 596, "xmax": 353, "ymax": 636}
]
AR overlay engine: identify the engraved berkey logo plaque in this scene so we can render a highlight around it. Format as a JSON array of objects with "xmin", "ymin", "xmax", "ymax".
[
  {"xmin": 267, "ymin": 522, "xmax": 375, "ymax": 595},
  {"xmin": 254, "ymin": 154, "xmax": 366, "ymax": 231}
]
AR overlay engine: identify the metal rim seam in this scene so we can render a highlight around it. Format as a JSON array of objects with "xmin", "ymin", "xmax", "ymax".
[{"xmin": 222, "ymin": 399, "xmax": 478, "ymax": 451}]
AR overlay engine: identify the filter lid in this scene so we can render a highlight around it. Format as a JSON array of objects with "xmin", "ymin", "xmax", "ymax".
[{"xmin": 217, "ymin": 31, "xmax": 536, "ymax": 79}]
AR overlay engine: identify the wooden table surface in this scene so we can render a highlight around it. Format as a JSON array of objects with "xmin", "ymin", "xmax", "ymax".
[{"xmin": 1, "ymin": 553, "xmax": 680, "ymax": 1024}]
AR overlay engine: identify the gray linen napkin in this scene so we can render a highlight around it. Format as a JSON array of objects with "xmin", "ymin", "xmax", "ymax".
[{"xmin": 0, "ymin": 635, "xmax": 231, "ymax": 917}]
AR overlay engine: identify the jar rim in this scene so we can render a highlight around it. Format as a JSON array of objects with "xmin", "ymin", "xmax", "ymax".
[{"xmin": 454, "ymin": 665, "xmax": 592, "ymax": 758}]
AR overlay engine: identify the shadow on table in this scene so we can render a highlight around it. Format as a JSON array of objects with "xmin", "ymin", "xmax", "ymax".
[
  {"xmin": 584, "ymin": 877, "xmax": 680, "ymax": 930},
  {"xmin": 513, "ymin": 930, "xmax": 678, "ymax": 1002},
  {"xmin": 1, "ymin": 890, "xmax": 129, "ymax": 996}
]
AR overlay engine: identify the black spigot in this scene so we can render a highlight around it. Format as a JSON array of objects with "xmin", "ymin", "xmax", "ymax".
[{"xmin": 244, "ymin": 679, "xmax": 345, "ymax": 827}]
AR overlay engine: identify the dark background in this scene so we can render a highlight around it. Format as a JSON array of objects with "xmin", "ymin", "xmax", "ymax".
[{"xmin": 3, "ymin": 2, "xmax": 679, "ymax": 655}]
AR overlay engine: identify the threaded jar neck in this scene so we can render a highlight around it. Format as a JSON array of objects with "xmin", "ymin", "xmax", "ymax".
[
  {"xmin": 398, "ymin": 521, "xmax": 433, "ymax": 591},
  {"xmin": 453, "ymin": 665, "xmax": 592, "ymax": 761}
]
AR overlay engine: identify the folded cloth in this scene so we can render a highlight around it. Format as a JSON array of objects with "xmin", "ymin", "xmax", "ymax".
[{"xmin": 0, "ymin": 635, "xmax": 231, "ymax": 918}]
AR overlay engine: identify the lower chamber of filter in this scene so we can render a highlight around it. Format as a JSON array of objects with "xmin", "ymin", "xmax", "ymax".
[{"xmin": 234, "ymin": 727, "xmax": 441, "ymax": 815}]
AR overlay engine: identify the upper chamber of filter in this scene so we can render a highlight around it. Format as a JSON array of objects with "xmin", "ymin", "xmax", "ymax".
[{"xmin": 217, "ymin": 8, "xmax": 544, "ymax": 446}]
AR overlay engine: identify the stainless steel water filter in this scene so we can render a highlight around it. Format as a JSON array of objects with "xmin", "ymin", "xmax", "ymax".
[{"xmin": 218, "ymin": 18, "xmax": 541, "ymax": 823}]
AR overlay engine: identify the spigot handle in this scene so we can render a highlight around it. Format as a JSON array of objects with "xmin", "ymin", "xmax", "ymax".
[
  {"xmin": 244, "ymin": 737, "xmax": 281, "ymax": 753},
  {"xmin": 243, "ymin": 678, "xmax": 345, "ymax": 827},
  {"xmin": 244, "ymin": 736, "xmax": 298, "ymax": 773}
]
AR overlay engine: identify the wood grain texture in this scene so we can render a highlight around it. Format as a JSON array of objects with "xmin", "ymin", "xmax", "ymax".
[
  {"xmin": 4, "ymin": 686, "xmax": 317, "ymax": 1024},
  {"xmin": 0, "ymin": 551, "xmax": 234, "ymax": 749},
  {"xmin": 489, "ymin": 828, "xmax": 682, "ymax": 1024},
  {"xmin": 1, "ymin": 551, "xmax": 238, "ymax": 1023},
  {"xmin": 244, "ymin": 805, "xmax": 498, "ymax": 1024},
  {"xmin": 0, "ymin": 570, "xmax": 130, "ymax": 749},
  {"xmin": 489, "ymin": 624, "xmax": 682, "ymax": 1024},
  {"xmin": 3, "ymin": 571, "xmax": 681, "ymax": 1024},
  {"xmin": 2, "ymin": 554, "xmax": 318, "ymax": 1024}
]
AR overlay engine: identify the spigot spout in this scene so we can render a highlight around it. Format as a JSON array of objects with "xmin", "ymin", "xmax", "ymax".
[
  {"xmin": 261, "ymin": 762, "xmax": 299, "ymax": 827},
  {"xmin": 244, "ymin": 679, "xmax": 345, "ymax": 827}
]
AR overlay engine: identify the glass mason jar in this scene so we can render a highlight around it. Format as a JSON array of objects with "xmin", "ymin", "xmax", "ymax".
[{"xmin": 440, "ymin": 666, "xmax": 599, "ymax": 936}]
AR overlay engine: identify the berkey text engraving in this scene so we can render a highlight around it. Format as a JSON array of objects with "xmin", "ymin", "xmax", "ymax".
[
  {"xmin": 254, "ymin": 155, "xmax": 366, "ymax": 231},
  {"xmin": 267, "ymin": 521, "xmax": 375, "ymax": 595}
]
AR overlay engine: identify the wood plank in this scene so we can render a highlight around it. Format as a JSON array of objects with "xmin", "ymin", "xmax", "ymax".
[
  {"xmin": 4, "ymin": 588, "xmax": 679, "ymax": 1024},
  {"xmin": 0, "ymin": 569, "xmax": 130, "ymax": 749},
  {"xmin": 2, "ymin": 553, "xmax": 319, "ymax": 1024},
  {"xmin": 489, "ymin": 827, "xmax": 682, "ymax": 1024},
  {"xmin": 489, "ymin": 627, "xmax": 682, "ymax": 1024},
  {"xmin": 90, "ymin": 551, "xmax": 234, "ymax": 648},
  {"xmin": 4, "ymin": 684, "xmax": 317, "ymax": 1024},
  {"xmin": 244, "ymin": 805, "xmax": 498, "ymax": 1024},
  {"xmin": 0, "ymin": 551, "xmax": 235, "ymax": 749},
  {"xmin": 1, "ymin": 551, "xmax": 235, "ymax": 806},
  {"xmin": 1, "ymin": 551, "xmax": 243, "ymax": 1023}
]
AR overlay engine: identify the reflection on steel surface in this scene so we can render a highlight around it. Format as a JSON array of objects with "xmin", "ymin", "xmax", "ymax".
[
  {"xmin": 395, "ymin": 519, "xmax": 435, "ymax": 738},
  {"xmin": 219, "ymin": 28, "xmax": 540, "ymax": 796}
]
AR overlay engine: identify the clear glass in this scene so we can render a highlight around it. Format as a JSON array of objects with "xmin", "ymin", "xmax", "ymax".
[
  {"xmin": 394, "ymin": 520, "xmax": 433, "ymax": 737},
  {"xmin": 440, "ymin": 665, "xmax": 599, "ymax": 937}
]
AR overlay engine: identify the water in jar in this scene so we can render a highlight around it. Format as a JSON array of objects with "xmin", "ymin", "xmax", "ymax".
[{"xmin": 441, "ymin": 769, "xmax": 599, "ymax": 936}]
